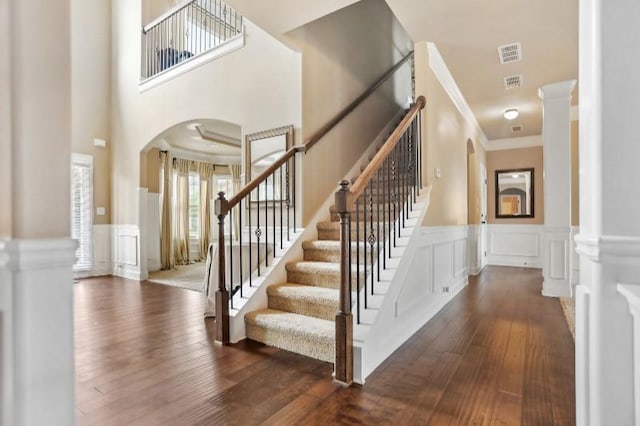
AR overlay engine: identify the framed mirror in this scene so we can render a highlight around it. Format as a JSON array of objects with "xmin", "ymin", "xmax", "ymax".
[
  {"xmin": 495, "ymin": 168, "xmax": 534, "ymax": 218},
  {"xmin": 245, "ymin": 125, "xmax": 293, "ymax": 203}
]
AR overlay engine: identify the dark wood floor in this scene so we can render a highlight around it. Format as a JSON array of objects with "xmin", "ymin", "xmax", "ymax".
[{"xmin": 75, "ymin": 266, "xmax": 575, "ymax": 425}]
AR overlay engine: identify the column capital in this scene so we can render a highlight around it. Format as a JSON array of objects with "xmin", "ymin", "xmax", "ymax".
[{"xmin": 538, "ymin": 80, "xmax": 577, "ymax": 101}]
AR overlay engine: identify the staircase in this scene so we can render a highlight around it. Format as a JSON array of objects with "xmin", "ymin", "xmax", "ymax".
[{"xmin": 244, "ymin": 167, "xmax": 398, "ymax": 363}]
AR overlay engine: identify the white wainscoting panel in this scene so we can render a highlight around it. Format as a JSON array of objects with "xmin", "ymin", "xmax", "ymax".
[
  {"xmin": 542, "ymin": 226, "xmax": 571, "ymax": 297},
  {"xmin": 357, "ymin": 224, "xmax": 469, "ymax": 384},
  {"xmin": 486, "ymin": 225, "xmax": 543, "ymax": 268},
  {"xmin": 395, "ymin": 245, "xmax": 434, "ymax": 317},
  {"xmin": 618, "ymin": 284, "xmax": 640, "ymax": 426},
  {"xmin": 467, "ymin": 225, "xmax": 482, "ymax": 275},
  {"xmin": 550, "ymin": 239, "xmax": 568, "ymax": 280},
  {"xmin": 93, "ymin": 225, "xmax": 112, "ymax": 276},
  {"xmin": 112, "ymin": 225, "xmax": 141, "ymax": 280}
]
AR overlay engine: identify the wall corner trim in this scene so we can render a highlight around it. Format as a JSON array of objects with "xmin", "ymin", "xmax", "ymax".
[{"xmin": 426, "ymin": 42, "xmax": 489, "ymax": 150}]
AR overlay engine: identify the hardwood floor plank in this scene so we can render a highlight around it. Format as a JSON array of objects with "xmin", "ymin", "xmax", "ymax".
[{"xmin": 75, "ymin": 267, "xmax": 575, "ymax": 425}]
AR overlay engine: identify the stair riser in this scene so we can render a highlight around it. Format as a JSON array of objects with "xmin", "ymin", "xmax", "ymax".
[
  {"xmin": 287, "ymin": 269, "xmax": 365, "ymax": 289},
  {"xmin": 303, "ymin": 246, "xmax": 369, "ymax": 263},
  {"xmin": 316, "ymin": 223, "xmax": 375, "ymax": 241},
  {"xmin": 246, "ymin": 323, "xmax": 334, "ymax": 363},
  {"xmin": 330, "ymin": 210, "xmax": 400, "ymax": 222},
  {"xmin": 268, "ymin": 295, "xmax": 337, "ymax": 321}
]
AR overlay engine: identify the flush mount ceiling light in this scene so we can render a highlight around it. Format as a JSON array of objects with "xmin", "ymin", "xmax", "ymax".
[{"xmin": 504, "ymin": 108, "xmax": 519, "ymax": 120}]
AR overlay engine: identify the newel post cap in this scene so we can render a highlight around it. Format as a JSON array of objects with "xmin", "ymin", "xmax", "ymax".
[
  {"xmin": 335, "ymin": 180, "xmax": 353, "ymax": 214},
  {"xmin": 214, "ymin": 192, "xmax": 229, "ymax": 216}
]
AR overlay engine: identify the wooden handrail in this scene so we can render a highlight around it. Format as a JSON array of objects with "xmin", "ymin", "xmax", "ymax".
[
  {"xmin": 303, "ymin": 51, "xmax": 415, "ymax": 152},
  {"xmin": 350, "ymin": 96, "xmax": 426, "ymax": 200},
  {"xmin": 226, "ymin": 146, "xmax": 305, "ymax": 209}
]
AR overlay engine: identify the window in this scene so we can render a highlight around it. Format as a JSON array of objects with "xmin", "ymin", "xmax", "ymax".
[
  {"xmin": 188, "ymin": 173, "xmax": 200, "ymax": 240},
  {"xmin": 215, "ymin": 175, "xmax": 233, "ymax": 198},
  {"xmin": 71, "ymin": 154, "xmax": 93, "ymax": 272}
]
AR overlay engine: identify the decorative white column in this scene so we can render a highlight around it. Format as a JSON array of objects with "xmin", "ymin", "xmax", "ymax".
[
  {"xmin": 1, "ymin": 0, "xmax": 75, "ymax": 425},
  {"xmin": 575, "ymin": 0, "xmax": 640, "ymax": 424},
  {"xmin": 539, "ymin": 80, "xmax": 576, "ymax": 298}
]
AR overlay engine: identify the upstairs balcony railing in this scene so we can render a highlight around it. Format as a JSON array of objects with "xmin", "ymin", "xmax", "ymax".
[{"xmin": 142, "ymin": 0, "xmax": 243, "ymax": 81}]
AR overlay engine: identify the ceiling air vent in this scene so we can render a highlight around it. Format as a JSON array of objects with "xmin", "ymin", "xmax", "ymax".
[
  {"xmin": 511, "ymin": 125, "xmax": 523, "ymax": 133},
  {"xmin": 498, "ymin": 42, "xmax": 522, "ymax": 64},
  {"xmin": 504, "ymin": 74, "xmax": 523, "ymax": 89}
]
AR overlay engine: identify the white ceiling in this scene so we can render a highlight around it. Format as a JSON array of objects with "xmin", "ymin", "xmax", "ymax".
[
  {"xmin": 221, "ymin": 0, "xmax": 579, "ymax": 141},
  {"xmin": 382, "ymin": 0, "xmax": 578, "ymax": 140},
  {"xmin": 149, "ymin": 119, "xmax": 242, "ymax": 162}
]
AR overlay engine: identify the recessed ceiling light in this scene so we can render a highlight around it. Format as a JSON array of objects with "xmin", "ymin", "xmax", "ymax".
[{"xmin": 504, "ymin": 109, "xmax": 519, "ymax": 120}]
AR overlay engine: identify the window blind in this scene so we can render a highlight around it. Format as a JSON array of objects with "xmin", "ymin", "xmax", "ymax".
[{"xmin": 71, "ymin": 154, "xmax": 94, "ymax": 272}]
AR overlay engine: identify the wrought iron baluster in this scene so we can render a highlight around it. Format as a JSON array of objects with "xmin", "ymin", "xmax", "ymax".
[
  {"xmin": 272, "ymin": 172, "xmax": 276, "ymax": 259},
  {"xmin": 230, "ymin": 204, "xmax": 234, "ymax": 306},
  {"xmin": 368, "ymin": 180, "xmax": 375, "ymax": 295},
  {"xmin": 292, "ymin": 155, "xmax": 297, "ymax": 232},
  {"xmin": 363, "ymin": 185, "xmax": 368, "ymax": 310},
  {"xmin": 279, "ymin": 166, "xmax": 283, "ymax": 250},
  {"xmin": 355, "ymin": 197, "xmax": 361, "ymax": 324},
  {"xmin": 239, "ymin": 200, "xmax": 243, "ymax": 293},
  {"xmin": 286, "ymin": 159, "xmax": 291, "ymax": 241},
  {"xmin": 376, "ymin": 169, "xmax": 381, "ymax": 282},
  {"xmin": 248, "ymin": 190, "xmax": 252, "ymax": 287},
  {"xmin": 382, "ymin": 157, "xmax": 387, "ymax": 268},
  {"xmin": 256, "ymin": 184, "xmax": 261, "ymax": 276},
  {"xmin": 264, "ymin": 178, "xmax": 269, "ymax": 267}
]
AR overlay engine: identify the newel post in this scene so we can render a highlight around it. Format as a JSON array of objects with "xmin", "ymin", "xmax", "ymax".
[
  {"xmin": 334, "ymin": 180, "xmax": 353, "ymax": 385},
  {"xmin": 214, "ymin": 191, "xmax": 230, "ymax": 344}
]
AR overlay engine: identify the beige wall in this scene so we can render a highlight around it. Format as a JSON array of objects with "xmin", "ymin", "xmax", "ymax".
[
  {"xmin": 487, "ymin": 146, "xmax": 544, "ymax": 225},
  {"xmin": 285, "ymin": 0, "xmax": 413, "ymax": 223},
  {"xmin": 415, "ymin": 43, "xmax": 487, "ymax": 227},
  {"xmin": 571, "ymin": 120, "xmax": 579, "ymax": 226},
  {"xmin": 71, "ymin": 0, "xmax": 112, "ymax": 225},
  {"xmin": 4, "ymin": 0, "xmax": 72, "ymax": 238},
  {"xmin": 0, "ymin": 0, "xmax": 11, "ymax": 238},
  {"xmin": 142, "ymin": 148, "xmax": 162, "ymax": 194},
  {"xmin": 142, "ymin": 0, "xmax": 174, "ymax": 26},
  {"xmin": 110, "ymin": 0, "xmax": 302, "ymax": 224}
]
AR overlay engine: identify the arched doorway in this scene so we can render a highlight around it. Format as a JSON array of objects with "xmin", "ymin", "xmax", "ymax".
[{"xmin": 139, "ymin": 118, "xmax": 242, "ymax": 290}]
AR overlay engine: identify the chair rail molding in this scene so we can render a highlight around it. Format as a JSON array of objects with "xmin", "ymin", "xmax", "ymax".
[{"xmin": 575, "ymin": 233, "xmax": 640, "ymax": 264}]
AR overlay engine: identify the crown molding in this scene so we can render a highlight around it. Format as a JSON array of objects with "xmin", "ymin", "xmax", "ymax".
[
  {"xmin": 426, "ymin": 42, "xmax": 489, "ymax": 151},
  {"xmin": 486, "ymin": 135, "xmax": 542, "ymax": 151},
  {"xmin": 538, "ymin": 80, "xmax": 577, "ymax": 101}
]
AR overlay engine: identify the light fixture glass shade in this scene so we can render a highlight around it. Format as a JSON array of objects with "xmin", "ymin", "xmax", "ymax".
[{"xmin": 504, "ymin": 108, "xmax": 519, "ymax": 120}]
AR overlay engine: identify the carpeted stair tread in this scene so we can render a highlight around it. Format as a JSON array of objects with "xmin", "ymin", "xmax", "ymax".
[
  {"xmin": 245, "ymin": 308, "xmax": 335, "ymax": 363},
  {"xmin": 267, "ymin": 283, "xmax": 338, "ymax": 321}
]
